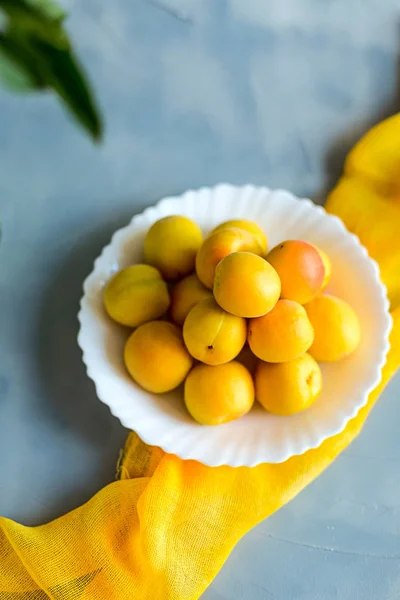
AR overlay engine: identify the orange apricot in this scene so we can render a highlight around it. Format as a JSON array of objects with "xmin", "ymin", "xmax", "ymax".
[
  {"xmin": 236, "ymin": 344, "xmax": 259, "ymax": 375},
  {"xmin": 305, "ymin": 294, "xmax": 361, "ymax": 361},
  {"xmin": 183, "ymin": 297, "xmax": 247, "ymax": 365},
  {"xmin": 266, "ymin": 240, "xmax": 326, "ymax": 304},
  {"xmin": 255, "ymin": 353, "xmax": 322, "ymax": 416},
  {"xmin": 169, "ymin": 273, "xmax": 212, "ymax": 326},
  {"xmin": 248, "ymin": 299, "xmax": 314, "ymax": 362},
  {"xmin": 196, "ymin": 227, "xmax": 264, "ymax": 289},
  {"xmin": 311, "ymin": 245, "xmax": 332, "ymax": 291},
  {"xmin": 124, "ymin": 321, "xmax": 193, "ymax": 393},
  {"xmin": 211, "ymin": 219, "xmax": 268, "ymax": 253},
  {"xmin": 184, "ymin": 361, "xmax": 254, "ymax": 425},
  {"xmin": 214, "ymin": 251, "xmax": 281, "ymax": 317}
]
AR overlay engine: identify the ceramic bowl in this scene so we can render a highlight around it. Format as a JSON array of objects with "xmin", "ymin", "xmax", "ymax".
[{"xmin": 78, "ymin": 185, "xmax": 391, "ymax": 466}]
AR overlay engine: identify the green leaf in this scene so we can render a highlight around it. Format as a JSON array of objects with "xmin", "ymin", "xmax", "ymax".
[
  {"xmin": 27, "ymin": 0, "xmax": 66, "ymax": 21},
  {"xmin": 34, "ymin": 40, "xmax": 103, "ymax": 141},
  {"xmin": 0, "ymin": 0, "xmax": 103, "ymax": 141},
  {"xmin": 0, "ymin": 43, "xmax": 36, "ymax": 90},
  {"xmin": 0, "ymin": 0, "xmax": 68, "ymax": 48},
  {"xmin": 0, "ymin": 31, "xmax": 46, "ymax": 88},
  {"xmin": 0, "ymin": 0, "xmax": 65, "ymax": 23}
]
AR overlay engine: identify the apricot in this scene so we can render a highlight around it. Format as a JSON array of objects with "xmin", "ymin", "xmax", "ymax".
[
  {"xmin": 315, "ymin": 246, "xmax": 332, "ymax": 291},
  {"xmin": 104, "ymin": 264, "xmax": 170, "ymax": 327},
  {"xmin": 144, "ymin": 215, "xmax": 203, "ymax": 280},
  {"xmin": 169, "ymin": 273, "xmax": 212, "ymax": 326},
  {"xmin": 196, "ymin": 227, "xmax": 264, "ymax": 289},
  {"xmin": 266, "ymin": 240, "xmax": 326, "ymax": 304},
  {"xmin": 248, "ymin": 299, "xmax": 314, "ymax": 362},
  {"xmin": 183, "ymin": 297, "xmax": 247, "ymax": 365},
  {"xmin": 305, "ymin": 294, "xmax": 361, "ymax": 361},
  {"xmin": 211, "ymin": 219, "xmax": 268, "ymax": 254},
  {"xmin": 124, "ymin": 321, "xmax": 193, "ymax": 393},
  {"xmin": 184, "ymin": 361, "xmax": 254, "ymax": 425},
  {"xmin": 214, "ymin": 252, "xmax": 281, "ymax": 317},
  {"xmin": 255, "ymin": 353, "xmax": 322, "ymax": 416},
  {"xmin": 236, "ymin": 344, "xmax": 259, "ymax": 375}
]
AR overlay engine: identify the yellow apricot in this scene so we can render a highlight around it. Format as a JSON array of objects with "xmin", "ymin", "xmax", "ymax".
[
  {"xmin": 196, "ymin": 227, "xmax": 264, "ymax": 289},
  {"xmin": 316, "ymin": 247, "xmax": 332, "ymax": 291},
  {"xmin": 214, "ymin": 252, "xmax": 281, "ymax": 317},
  {"xmin": 184, "ymin": 361, "xmax": 254, "ymax": 425},
  {"xmin": 305, "ymin": 294, "xmax": 361, "ymax": 361},
  {"xmin": 124, "ymin": 321, "xmax": 193, "ymax": 393},
  {"xmin": 144, "ymin": 215, "xmax": 203, "ymax": 280},
  {"xmin": 255, "ymin": 353, "xmax": 322, "ymax": 416},
  {"xmin": 169, "ymin": 273, "xmax": 212, "ymax": 326},
  {"xmin": 248, "ymin": 299, "xmax": 314, "ymax": 362},
  {"xmin": 211, "ymin": 219, "xmax": 268, "ymax": 253},
  {"xmin": 183, "ymin": 297, "xmax": 247, "ymax": 365},
  {"xmin": 267, "ymin": 240, "xmax": 326, "ymax": 304},
  {"xmin": 307, "ymin": 243, "xmax": 332, "ymax": 291},
  {"xmin": 104, "ymin": 264, "xmax": 170, "ymax": 327}
]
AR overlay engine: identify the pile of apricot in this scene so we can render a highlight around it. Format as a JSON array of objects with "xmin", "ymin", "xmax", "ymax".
[{"xmin": 104, "ymin": 215, "xmax": 361, "ymax": 425}]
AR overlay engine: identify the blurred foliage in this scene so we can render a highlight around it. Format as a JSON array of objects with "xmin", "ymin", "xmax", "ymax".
[{"xmin": 0, "ymin": 0, "xmax": 103, "ymax": 141}]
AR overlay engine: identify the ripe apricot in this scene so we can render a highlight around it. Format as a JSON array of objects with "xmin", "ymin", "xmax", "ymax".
[
  {"xmin": 169, "ymin": 273, "xmax": 212, "ymax": 326},
  {"xmin": 184, "ymin": 361, "xmax": 254, "ymax": 425},
  {"xmin": 144, "ymin": 215, "xmax": 203, "ymax": 280},
  {"xmin": 305, "ymin": 294, "xmax": 361, "ymax": 361},
  {"xmin": 104, "ymin": 264, "xmax": 170, "ymax": 327},
  {"xmin": 255, "ymin": 353, "xmax": 322, "ymax": 416},
  {"xmin": 196, "ymin": 227, "xmax": 264, "ymax": 289},
  {"xmin": 315, "ymin": 246, "xmax": 332, "ymax": 291},
  {"xmin": 183, "ymin": 297, "xmax": 246, "ymax": 365},
  {"xmin": 124, "ymin": 321, "xmax": 193, "ymax": 393},
  {"xmin": 248, "ymin": 299, "xmax": 314, "ymax": 362},
  {"xmin": 214, "ymin": 252, "xmax": 281, "ymax": 317},
  {"xmin": 211, "ymin": 219, "xmax": 268, "ymax": 254},
  {"xmin": 267, "ymin": 240, "xmax": 326, "ymax": 304},
  {"xmin": 236, "ymin": 344, "xmax": 259, "ymax": 375}
]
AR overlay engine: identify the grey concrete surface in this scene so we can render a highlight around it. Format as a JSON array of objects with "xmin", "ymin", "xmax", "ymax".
[{"xmin": 0, "ymin": 1, "xmax": 399, "ymax": 598}]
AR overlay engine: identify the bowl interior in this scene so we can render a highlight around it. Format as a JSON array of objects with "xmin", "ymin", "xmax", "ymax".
[{"xmin": 79, "ymin": 186, "xmax": 390, "ymax": 465}]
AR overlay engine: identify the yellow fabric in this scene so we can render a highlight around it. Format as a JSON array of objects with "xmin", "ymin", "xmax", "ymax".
[
  {"xmin": 1, "ymin": 115, "xmax": 400, "ymax": 600},
  {"xmin": 326, "ymin": 113, "xmax": 400, "ymax": 308}
]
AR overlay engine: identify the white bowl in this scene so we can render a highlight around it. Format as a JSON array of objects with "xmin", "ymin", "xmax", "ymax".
[{"xmin": 78, "ymin": 185, "xmax": 391, "ymax": 466}]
